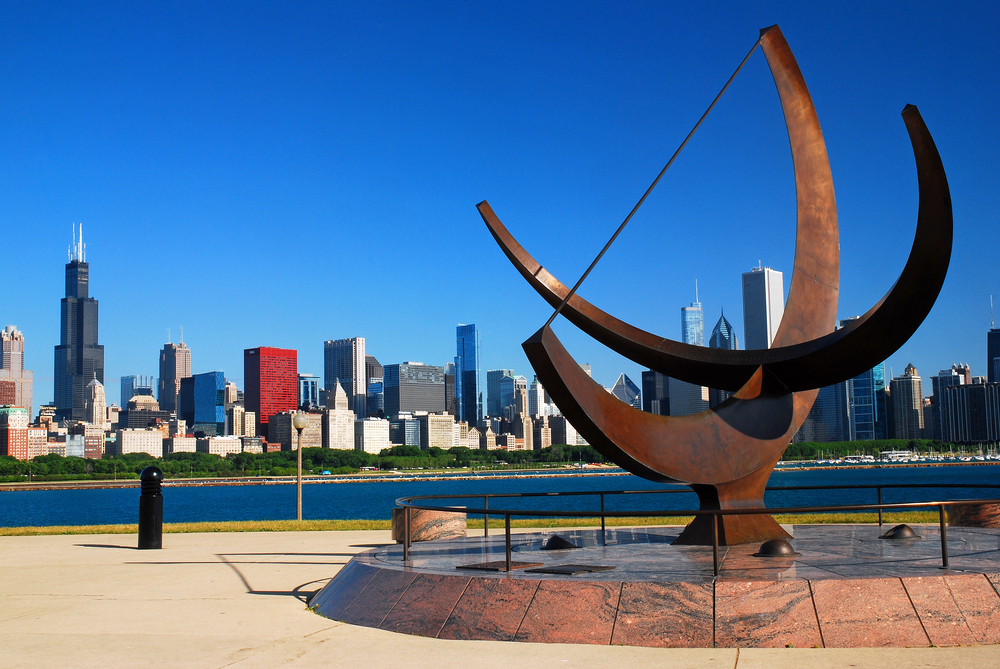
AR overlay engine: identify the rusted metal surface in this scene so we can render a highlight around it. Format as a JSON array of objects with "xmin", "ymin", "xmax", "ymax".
[
  {"xmin": 482, "ymin": 26, "xmax": 952, "ymax": 545},
  {"xmin": 477, "ymin": 39, "xmax": 950, "ymax": 393}
]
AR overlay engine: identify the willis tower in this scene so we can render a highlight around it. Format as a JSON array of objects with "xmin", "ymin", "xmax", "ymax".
[{"xmin": 54, "ymin": 224, "xmax": 104, "ymax": 420}]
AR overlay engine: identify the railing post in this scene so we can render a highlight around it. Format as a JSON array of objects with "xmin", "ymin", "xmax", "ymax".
[
  {"xmin": 877, "ymin": 487, "xmax": 883, "ymax": 527},
  {"xmin": 600, "ymin": 493, "xmax": 606, "ymax": 546},
  {"xmin": 505, "ymin": 514, "xmax": 512, "ymax": 572},
  {"xmin": 403, "ymin": 506, "xmax": 410, "ymax": 562},
  {"xmin": 939, "ymin": 504, "xmax": 949, "ymax": 569},
  {"xmin": 484, "ymin": 496, "xmax": 489, "ymax": 538},
  {"xmin": 712, "ymin": 512, "xmax": 720, "ymax": 577}
]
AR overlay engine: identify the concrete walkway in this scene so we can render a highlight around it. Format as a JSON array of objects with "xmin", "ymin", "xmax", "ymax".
[{"xmin": 1, "ymin": 530, "xmax": 997, "ymax": 668}]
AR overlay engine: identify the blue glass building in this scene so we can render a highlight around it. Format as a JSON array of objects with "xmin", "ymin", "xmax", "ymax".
[
  {"xmin": 848, "ymin": 362, "xmax": 887, "ymax": 440},
  {"xmin": 192, "ymin": 371, "xmax": 226, "ymax": 436},
  {"xmin": 456, "ymin": 324, "xmax": 482, "ymax": 426},
  {"xmin": 680, "ymin": 291, "xmax": 704, "ymax": 347}
]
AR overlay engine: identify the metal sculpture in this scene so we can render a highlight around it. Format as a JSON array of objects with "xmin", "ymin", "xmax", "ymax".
[{"xmin": 477, "ymin": 26, "xmax": 952, "ymax": 545}]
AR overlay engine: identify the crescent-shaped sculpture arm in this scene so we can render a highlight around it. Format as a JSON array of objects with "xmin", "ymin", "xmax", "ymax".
[{"xmin": 480, "ymin": 104, "xmax": 950, "ymax": 392}]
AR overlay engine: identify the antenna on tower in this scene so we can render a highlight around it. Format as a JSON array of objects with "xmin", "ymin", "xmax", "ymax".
[
  {"xmin": 991, "ymin": 295, "xmax": 995, "ymax": 330},
  {"xmin": 695, "ymin": 279, "xmax": 699, "ymax": 304},
  {"xmin": 79, "ymin": 223, "xmax": 84, "ymax": 262},
  {"xmin": 167, "ymin": 328, "xmax": 171, "ymax": 344},
  {"xmin": 180, "ymin": 326, "xmax": 184, "ymax": 344}
]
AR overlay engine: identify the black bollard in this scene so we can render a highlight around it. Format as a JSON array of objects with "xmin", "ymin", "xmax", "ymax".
[{"xmin": 138, "ymin": 466, "xmax": 164, "ymax": 549}]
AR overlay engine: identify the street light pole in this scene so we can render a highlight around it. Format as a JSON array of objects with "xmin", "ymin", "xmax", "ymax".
[{"xmin": 293, "ymin": 412, "xmax": 308, "ymax": 521}]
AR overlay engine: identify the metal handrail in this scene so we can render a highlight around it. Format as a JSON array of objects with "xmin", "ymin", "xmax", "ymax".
[{"xmin": 394, "ymin": 483, "xmax": 1000, "ymax": 576}]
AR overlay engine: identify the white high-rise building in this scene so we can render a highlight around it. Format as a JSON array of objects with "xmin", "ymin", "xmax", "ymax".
[
  {"xmin": 742, "ymin": 265, "xmax": 784, "ymax": 350},
  {"xmin": 85, "ymin": 376, "xmax": 107, "ymax": 429},
  {"xmin": 323, "ymin": 383, "xmax": 356, "ymax": 450},
  {"xmin": 528, "ymin": 377, "xmax": 547, "ymax": 416}
]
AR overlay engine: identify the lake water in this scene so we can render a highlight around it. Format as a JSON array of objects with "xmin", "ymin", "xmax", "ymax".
[{"xmin": 1, "ymin": 465, "xmax": 998, "ymax": 527}]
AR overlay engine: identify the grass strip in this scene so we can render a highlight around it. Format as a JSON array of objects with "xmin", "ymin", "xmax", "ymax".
[{"xmin": 0, "ymin": 511, "xmax": 938, "ymax": 536}]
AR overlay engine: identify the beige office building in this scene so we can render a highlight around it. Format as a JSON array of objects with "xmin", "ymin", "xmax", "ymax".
[
  {"xmin": 196, "ymin": 436, "xmax": 243, "ymax": 456},
  {"xmin": 355, "ymin": 418, "xmax": 390, "ymax": 454},
  {"xmin": 1, "ymin": 325, "xmax": 33, "ymax": 418},
  {"xmin": 113, "ymin": 428, "xmax": 164, "ymax": 457},
  {"xmin": 891, "ymin": 364, "xmax": 925, "ymax": 439},
  {"xmin": 420, "ymin": 412, "xmax": 454, "ymax": 450},
  {"xmin": 269, "ymin": 411, "xmax": 322, "ymax": 451},
  {"xmin": 164, "ymin": 436, "xmax": 197, "ymax": 455}
]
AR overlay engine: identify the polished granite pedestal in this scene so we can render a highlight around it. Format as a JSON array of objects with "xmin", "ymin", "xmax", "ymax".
[{"xmin": 310, "ymin": 525, "xmax": 1000, "ymax": 648}]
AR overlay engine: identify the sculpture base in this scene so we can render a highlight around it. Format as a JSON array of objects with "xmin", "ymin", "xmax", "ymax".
[
  {"xmin": 310, "ymin": 525, "xmax": 1000, "ymax": 648},
  {"xmin": 673, "ymin": 512, "xmax": 792, "ymax": 546}
]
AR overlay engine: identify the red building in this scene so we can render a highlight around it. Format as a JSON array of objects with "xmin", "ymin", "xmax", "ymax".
[{"xmin": 244, "ymin": 347, "xmax": 298, "ymax": 440}]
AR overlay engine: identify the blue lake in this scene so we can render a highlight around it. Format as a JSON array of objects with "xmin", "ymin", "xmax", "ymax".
[{"xmin": 1, "ymin": 465, "xmax": 998, "ymax": 527}]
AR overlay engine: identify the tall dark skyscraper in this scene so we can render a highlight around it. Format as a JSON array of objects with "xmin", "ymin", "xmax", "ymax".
[
  {"xmin": 159, "ymin": 340, "xmax": 191, "ymax": 414},
  {"xmin": 53, "ymin": 225, "xmax": 104, "ymax": 420},
  {"xmin": 988, "ymin": 327, "xmax": 1000, "ymax": 384},
  {"xmin": 324, "ymin": 337, "xmax": 366, "ymax": 417},
  {"xmin": 456, "ymin": 324, "xmax": 482, "ymax": 426}
]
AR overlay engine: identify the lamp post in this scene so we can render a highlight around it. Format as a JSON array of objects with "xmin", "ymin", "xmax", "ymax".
[{"xmin": 293, "ymin": 412, "xmax": 308, "ymax": 521}]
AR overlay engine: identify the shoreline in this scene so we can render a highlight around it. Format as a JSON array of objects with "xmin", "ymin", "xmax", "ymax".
[
  {"xmin": 0, "ymin": 467, "xmax": 630, "ymax": 492},
  {"xmin": 1, "ymin": 460, "xmax": 998, "ymax": 492}
]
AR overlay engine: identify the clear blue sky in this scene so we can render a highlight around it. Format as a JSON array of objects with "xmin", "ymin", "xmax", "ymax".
[{"xmin": 2, "ymin": 2, "xmax": 998, "ymax": 406}]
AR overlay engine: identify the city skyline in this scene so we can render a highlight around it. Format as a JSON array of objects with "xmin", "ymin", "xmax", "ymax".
[{"xmin": 2, "ymin": 3, "xmax": 997, "ymax": 406}]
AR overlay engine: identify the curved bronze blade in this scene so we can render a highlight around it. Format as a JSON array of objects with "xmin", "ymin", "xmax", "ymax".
[
  {"xmin": 482, "ymin": 104, "xmax": 950, "ymax": 392},
  {"xmin": 481, "ymin": 24, "xmax": 840, "ymax": 390},
  {"xmin": 522, "ymin": 324, "xmax": 816, "ymax": 485}
]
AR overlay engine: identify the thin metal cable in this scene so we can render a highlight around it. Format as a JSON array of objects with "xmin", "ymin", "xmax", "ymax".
[{"xmin": 545, "ymin": 38, "xmax": 762, "ymax": 328}]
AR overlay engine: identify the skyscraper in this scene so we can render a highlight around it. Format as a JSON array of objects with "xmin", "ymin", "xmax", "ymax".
[
  {"xmin": 611, "ymin": 374, "xmax": 642, "ymax": 409},
  {"xmin": 244, "ymin": 347, "xmax": 298, "ymax": 439},
  {"xmin": 383, "ymin": 362, "xmax": 445, "ymax": 416},
  {"xmin": 298, "ymin": 373, "xmax": 321, "ymax": 409},
  {"xmin": 159, "ymin": 341, "xmax": 191, "ymax": 414},
  {"xmin": 890, "ymin": 364, "xmax": 924, "ymax": 439},
  {"xmin": 188, "ymin": 371, "xmax": 226, "ymax": 436},
  {"xmin": 54, "ymin": 225, "xmax": 104, "ymax": 420},
  {"xmin": 487, "ymin": 368, "xmax": 514, "ymax": 418},
  {"xmin": 848, "ymin": 362, "xmax": 887, "ymax": 441},
  {"xmin": 499, "ymin": 374, "xmax": 527, "ymax": 420},
  {"xmin": 366, "ymin": 355, "xmax": 384, "ymax": 417},
  {"xmin": 708, "ymin": 311, "xmax": 738, "ymax": 350},
  {"xmin": 456, "ymin": 324, "xmax": 482, "ymax": 426},
  {"xmin": 85, "ymin": 376, "xmax": 106, "ymax": 428},
  {"xmin": 943, "ymin": 382, "xmax": 1000, "ymax": 445},
  {"xmin": 742, "ymin": 265, "xmax": 784, "ymax": 350},
  {"xmin": 121, "ymin": 375, "xmax": 154, "ymax": 407},
  {"xmin": 0, "ymin": 325, "xmax": 33, "ymax": 418},
  {"xmin": 680, "ymin": 284, "xmax": 704, "ymax": 346},
  {"xmin": 324, "ymin": 338, "xmax": 366, "ymax": 418},
  {"xmin": 988, "ymin": 326, "xmax": 1000, "ymax": 384},
  {"xmin": 931, "ymin": 365, "xmax": 967, "ymax": 441},
  {"xmin": 797, "ymin": 381, "xmax": 850, "ymax": 442},
  {"xmin": 641, "ymin": 370, "xmax": 668, "ymax": 415},
  {"xmin": 708, "ymin": 311, "xmax": 738, "ymax": 408}
]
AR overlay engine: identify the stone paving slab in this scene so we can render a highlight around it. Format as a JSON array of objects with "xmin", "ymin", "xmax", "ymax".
[{"xmin": 1, "ymin": 529, "xmax": 998, "ymax": 667}]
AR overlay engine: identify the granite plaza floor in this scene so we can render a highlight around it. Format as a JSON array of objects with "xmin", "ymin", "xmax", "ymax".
[{"xmin": 1, "ymin": 528, "xmax": 999, "ymax": 667}]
